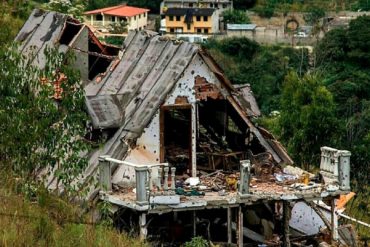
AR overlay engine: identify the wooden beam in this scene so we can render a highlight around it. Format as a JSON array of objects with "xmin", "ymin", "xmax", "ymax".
[
  {"xmin": 283, "ymin": 201, "xmax": 291, "ymax": 247},
  {"xmin": 237, "ymin": 205, "xmax": 243, "ymax": 247},
  {"xmin": 227, "ymin": 207, "xmax": 232, "ymax": 244},
  {"xmin": 331, "ymin": 198, "xmax": 338, "ymax": 243}
]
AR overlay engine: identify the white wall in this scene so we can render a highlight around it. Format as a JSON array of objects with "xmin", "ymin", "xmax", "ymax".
[{"xmin": 112, "ymin": 53, "xmax": 226, "ymax": 184}]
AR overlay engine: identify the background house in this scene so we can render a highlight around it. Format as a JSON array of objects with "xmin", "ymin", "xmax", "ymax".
[
  {"xmin": 84, "ymin": 4, "xmax": 149, "ymax": 32},
  {"xmin": 160, "ymin": 0, "xmax": 233, "ymax": 15},
  {"xmin": 164, "ymin": 8, "xmax": 219, "ymax": 34}
]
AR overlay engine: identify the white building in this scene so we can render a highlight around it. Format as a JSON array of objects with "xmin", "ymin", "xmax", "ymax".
[{"xmin": 84, "ymin": 4, "xmax": 150, "ymax": 32}]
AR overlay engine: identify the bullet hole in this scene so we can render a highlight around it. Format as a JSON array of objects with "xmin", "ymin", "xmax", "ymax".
[{"xmin": 191, "ymin": 70, "xmax": 194, "ymax": 75}]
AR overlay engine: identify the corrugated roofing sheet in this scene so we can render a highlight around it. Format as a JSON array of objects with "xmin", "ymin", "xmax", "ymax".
[
  {"xmin": 15, "ymin": 9, "xmax": 67, "ymax": 69},
  {"xmin": 16, "ymin": 10, "xmax": 293, "ymax": 195},
  {"xmin": 227, "ymin": 24, "xmax": 257, "ymax": 30}
]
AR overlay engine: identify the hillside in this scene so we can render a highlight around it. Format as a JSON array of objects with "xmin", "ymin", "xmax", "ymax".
[{"xmin": 0, "ymin": 168, "xmax": 146, "ymax": 246}]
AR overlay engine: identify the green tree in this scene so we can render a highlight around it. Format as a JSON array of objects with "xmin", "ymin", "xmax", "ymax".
[
  {"xmin": 0, "ymin": 1, "xmax": 34, "ymax": 46},
  {"xmin": 347, "ymin": 15, "xmax": 370, "ymax": 67},
  {"xmin": 45, "ymin": 0, "xmax": 85, "ymax": 21},
  {"xmin": 279, "ymin": 72, "xmax": 338, "ymax": 168},
  {"xmin": 0, "ymin": 45, "xmax": 89, "ymax": 194},
  {"xmin": 223, "ymin": 9, "xmax": 251, "ymax": 24},
  {"xmin": 304, "ymin": 6, "xmax": 325, "ymax": 25}
]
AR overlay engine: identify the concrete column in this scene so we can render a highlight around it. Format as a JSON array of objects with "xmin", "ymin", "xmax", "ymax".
[
  {"xmin": 227, "ymin": 207, "xmax": 232, "ymax": 244},
  {"xmin": 135, "ymin": 167, "xmax": 148, "ymax": 205},
  {"xmin": 163, "ymin": 167, "xmax": 169, "ymax": 190},
  {"xmin": 338, "ymin": 150, "xmax": 351, "ymax": 191},
  {"xmin": 139, "ymin": 213, "xmax": 147, "ymax": 240},
  {"xmin": 170, "ymin": 167, "xmax": 176, "ymax": 190},
  {"xmin": 237, "ymin": 205, "xmax": 243, "ymax": 247},
  {"xmin": 331, "ymin": 198, "xmax": 338, "ymax": 242},
  {"xmin": 283, "ymin": 201, "xmax": 291, "ymax": 247},
  {"xmin": 239, "ymin": 160, "xmax": 251, "ymax": 196},
  {"xmin": 157, "ymin": 167, "xmax": 162, "ymax": 190},
  {"xmin": 102, "ymin": 14, "xmax": 105, "ymax": 27},
  {"xmin": 99, "ymin": 155, "xmax": 111, "ymax": 192},
  {"xmin": 191, "ymin": 102, "xmax": 197, "ymax": 178},
  {"xmin": 90, "ymin": 15, "xmax": 93, "ymax": 25},
  {"xmin": 192, "ymin": 211, "xmax": 197, "ymax": 237}
]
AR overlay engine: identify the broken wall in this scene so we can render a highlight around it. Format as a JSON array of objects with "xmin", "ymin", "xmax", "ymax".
[{"xmin": 112, "ymin": 53, "xmax": 227, "ymax": 184}]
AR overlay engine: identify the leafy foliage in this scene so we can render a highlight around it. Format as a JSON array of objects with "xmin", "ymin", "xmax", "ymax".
[
  {"xmin": 184, "ymin": 236, "xmax": 209, "ymax": 247},
  {"xmin": 203, "ymin": 37, "xmax": 308, "ymax": 113},
  {"xmin": 44, "ymin": 0, "xmax": 85, "ymax": 21},
  {"xmin": 0, "ymin": 1, "xmax": 34, "ymax": 46},
  {"xmin": 278, "ymin": 72, "xmax": 338, "ymax": 168},
  {"xmin": 223, "ymin": 9, "xmax": 251, "ymax": 24},
  {"xmin": 303, "ymin": 6, "xmax": 325, "ymax": 25},
  {"xmin": 0, "ymin": 45, "xmax": 89, "ymax": 194}
]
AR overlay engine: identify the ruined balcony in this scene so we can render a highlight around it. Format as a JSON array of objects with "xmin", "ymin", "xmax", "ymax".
[{"xmin": 98, "ymin": 146, "xmax": 351, "ymax": 214}]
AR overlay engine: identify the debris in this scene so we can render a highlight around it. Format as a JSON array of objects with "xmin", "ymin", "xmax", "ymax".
[
  {"xmin": 175, "ymin": 187, "xmax": 205, "ymax": 196},
  {"xmin": 274, "ymin": 173, "xmax": 298, "ymax": 183},
  {"xmin": 150, "ymin": 195, "xmax": 180, "ymax": 205},
  {"xmin": 284, "ymin": 165, "xmax": 314, "ymax": 179}
]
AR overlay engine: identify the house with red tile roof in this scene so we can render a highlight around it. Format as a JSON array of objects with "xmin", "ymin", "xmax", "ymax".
[{"xmin": 84, "ymin": 4, "xmax": 150, "ymax": 32}]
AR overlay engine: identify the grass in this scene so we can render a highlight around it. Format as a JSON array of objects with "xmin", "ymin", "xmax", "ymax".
[
  {"xmin": 344, "ymin": 188, "xmax": 370, "ymax": 240},
  {"xmin": 0, "ymin": 168, "xmax": 147, "ymax": 247}
]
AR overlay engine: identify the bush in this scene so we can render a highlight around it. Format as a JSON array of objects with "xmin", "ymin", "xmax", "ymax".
[{"xmin": 184, "ymin": 236, "xmax": 209, "ymax": 247}]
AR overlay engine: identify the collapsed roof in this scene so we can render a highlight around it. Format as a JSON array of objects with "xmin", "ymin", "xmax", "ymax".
[{"xmin": 15, "ymin": 9, "xmax": 293, "ymax": 192}]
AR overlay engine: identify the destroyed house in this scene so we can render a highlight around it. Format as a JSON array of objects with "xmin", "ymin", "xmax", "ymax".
[{"xmin": 16, "ymin": 10, "xmax": 354, "ymax": 246}]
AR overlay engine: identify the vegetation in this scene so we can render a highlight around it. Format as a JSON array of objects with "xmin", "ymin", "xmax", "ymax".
[
  {"xmin": 223, "ymin": 9, "xmax": 251, "ymax": 24},
  {"xmin": 203, "ymin": 37, "xmax": 309, "ymax": 113},
  {"xmin": 0, "ymin": 169, "xmax": 146, "ymax": 247},
  {"xmin": 204, "ymin": 16, "xmax": 370, "ymax": 192},
  {"xmin": 184, "ymin": 236, "xmax": 209, "ymax": 247},
  {"xmin": 0, "ymin": 45, "xmax": 90, "ymax": 194}
]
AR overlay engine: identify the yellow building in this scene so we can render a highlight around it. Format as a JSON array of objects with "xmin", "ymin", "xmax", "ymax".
[{"xmin": 165, "ymin": 8, "xmax": 219, "ymax": 34}]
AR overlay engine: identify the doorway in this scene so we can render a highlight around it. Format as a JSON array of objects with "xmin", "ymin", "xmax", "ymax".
[{"xmin": 160, "ymin": 105, "xmax": 192, "ymax": 174}]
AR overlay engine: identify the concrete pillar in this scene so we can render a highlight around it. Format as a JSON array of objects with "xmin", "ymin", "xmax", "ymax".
[
  {"xmin": 227, "ymin": 207, "xmax": 232, "ymax": 244},
  {"xmin": 191, "ymin": 102, "xmax": 197, "ymax": 178},
  {"xmin": 135, "ymin": 167, "xmax": 148, "ymax": 205},
  {"xmin": 139, "ymin": 213, "xmax": 147, "ymax": 240},
  {"xmin": 331, "ymin": 198, "xmax": 338, "ymax": 242},
  {"xmin": 239, "ymin": 160, "xmax": 251, "ymax": 196},
  {"xmin": 170, "ymin": 167, "xmax": 176, "ymax": 190},
  {"xmin": 90, "ymin": 15, "xmax": 94, "ymax": 25},
  {"xmin": 163, "ymin": 167, "xmax": 169, "ymax": 190},
  {"xmin": 338, "ymin": 150, "xmax": 351, "ymax": 191},
  {"xmin": 283, "ymin": 201, "xmax": 291, "ymax": 247},
  {"xmin": 157, "ymin": 167, "xmax": 162, "ymax": 190},
  {"xmin": 192, "ymin": 211, "xmax": 197, "ymax": 237},
  {"xmin": 237, "ymin": 205, "xmax": 243, "ymax": 247},
  {"xmin": 99, "ymin": 155, "xmax": 111, "ymax": 192}
]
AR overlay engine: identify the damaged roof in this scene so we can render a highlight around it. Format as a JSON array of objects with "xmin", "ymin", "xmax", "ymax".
[{"xmin": 16, "ymin": 10, "xmax": 293, "ymax": 193}]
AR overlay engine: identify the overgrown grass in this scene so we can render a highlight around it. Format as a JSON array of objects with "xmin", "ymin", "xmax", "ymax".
[
  {"xmin": 344, "ymin": 190, "xmax": 370, "ymax": 240},
  {"xmin": 0, "ymin": 168, "xmax": 146, "ymax": 247}
]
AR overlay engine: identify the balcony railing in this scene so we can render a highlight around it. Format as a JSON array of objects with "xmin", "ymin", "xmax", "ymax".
[{"xmin": 320, "ymin": 146, "xmax": 351, "ymax": 190}]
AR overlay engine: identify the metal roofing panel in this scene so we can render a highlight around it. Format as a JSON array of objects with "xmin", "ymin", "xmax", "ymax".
[
  {"xmin": 15, "ymin": 9, "xmax": 46, "ymax": 43},
  {"xmin": 17, "ymin": 11, "xmax": 67, "ymax": 69},
  {"xmin": 85, "ymin": 94, "xmax": 124, "ymax": 128},
  {"xmin": 233, "ymin": 84, "xmax": 261, "ymax": 117},
  {"xmin": 227, "ymin": 24, "xmax": 257, "ymax": 30},
  {"xmin": 85, "ymin": 31, "xmax": 150, "ymax": 96}
]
